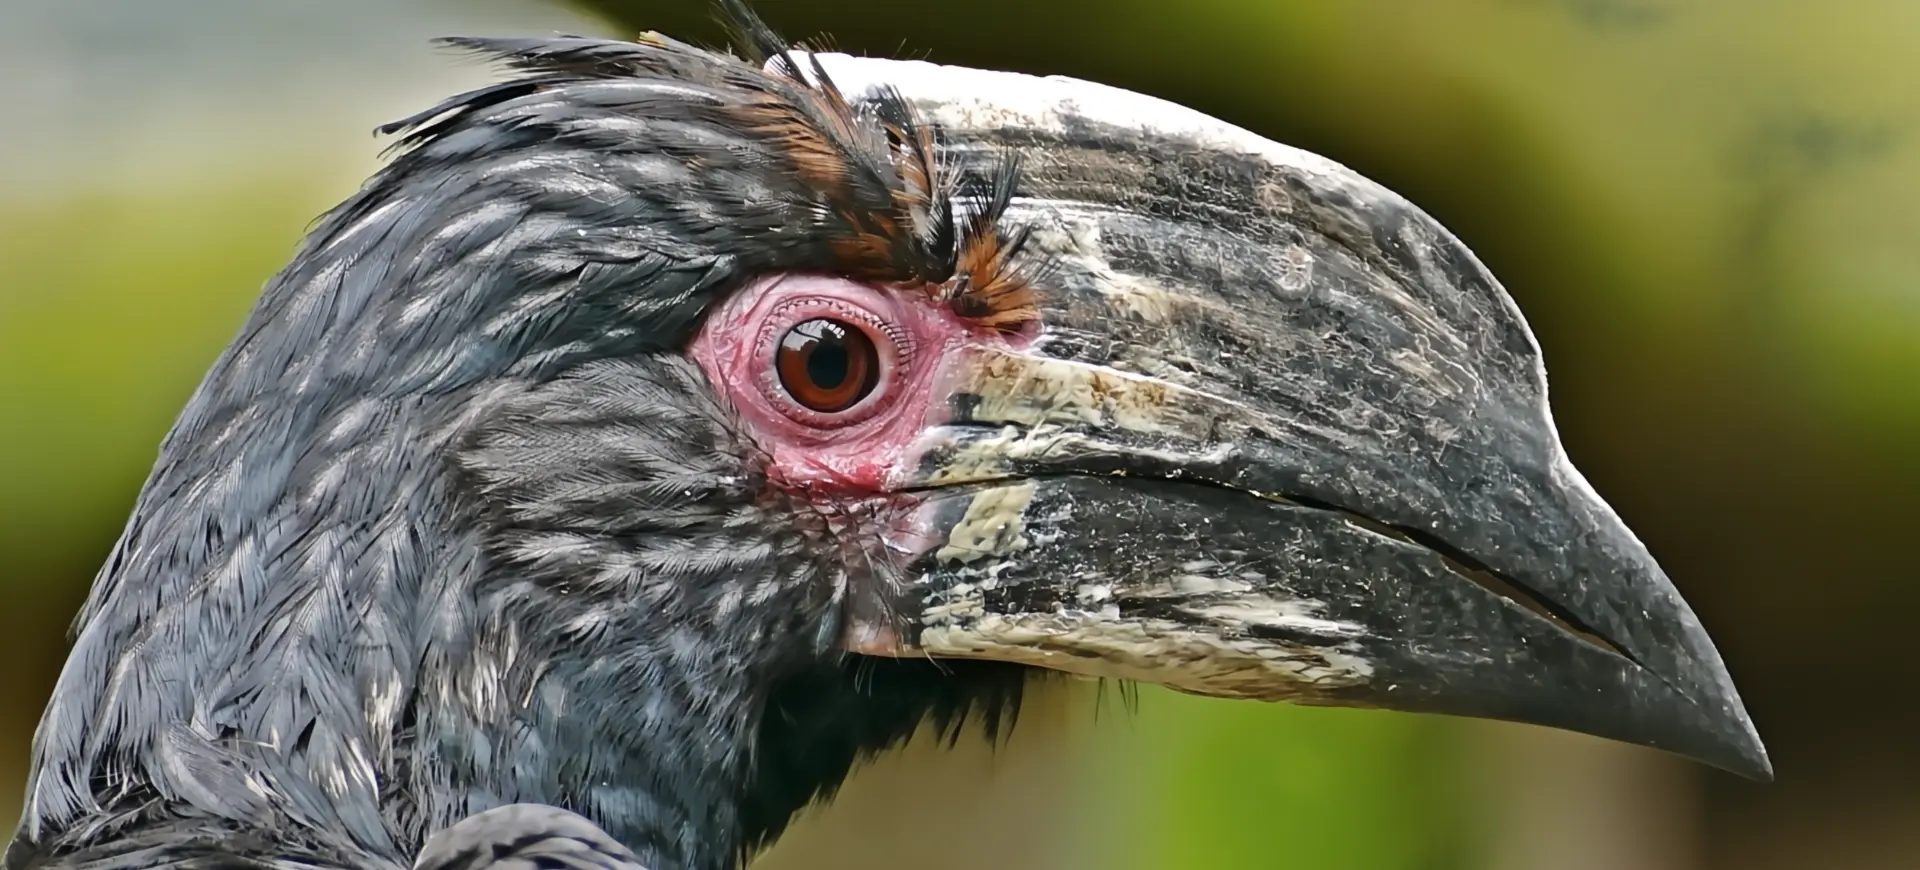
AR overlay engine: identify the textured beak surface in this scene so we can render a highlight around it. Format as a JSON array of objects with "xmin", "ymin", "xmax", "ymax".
[{"xmin": 815, "ymin": 54, "xmax": 1771, "ymax": 781}]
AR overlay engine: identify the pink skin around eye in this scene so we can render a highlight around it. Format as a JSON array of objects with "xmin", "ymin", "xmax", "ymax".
[{"xmin": 686, "ymin": 273, "xmax": 1023, "ymax": 496}]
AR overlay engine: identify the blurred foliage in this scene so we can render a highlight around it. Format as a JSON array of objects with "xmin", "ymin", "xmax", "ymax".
[
  {"xmin": 0, "ymin": 185, "xmax": 325, "ymax": 573},
  {"xmin": 3, "ymin": 0, "xmax": 1919, "ymax": 868},
  {"xmin": 1106, "ymin": 700, "xmax": 1470, "ymax": 870},
  {"xmin": 0, "ymin": 179, "xmax": 345, "ymax": 820}
]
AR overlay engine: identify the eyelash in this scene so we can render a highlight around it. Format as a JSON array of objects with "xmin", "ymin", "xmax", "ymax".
[
  {"xmin": 758, "ymin": 298, "xmax": 912, "ymax": 359},
  {"xmin": 752, "ymin": 296, "xmax": 915, "ymax": 424}
]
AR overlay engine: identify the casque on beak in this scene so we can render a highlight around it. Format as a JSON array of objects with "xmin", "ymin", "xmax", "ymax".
[{"xmin": 814, "ymin": 53, "xmax": 1771, "ymax": 782}]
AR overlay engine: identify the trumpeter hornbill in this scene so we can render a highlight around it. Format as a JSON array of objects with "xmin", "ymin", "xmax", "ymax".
[{"xmin": 5, "ymin": 6, "xmax": 1768, "ymax": 870}]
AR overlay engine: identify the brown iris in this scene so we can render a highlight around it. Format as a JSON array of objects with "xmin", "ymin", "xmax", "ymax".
[{"xmin": 776, "ymin": 318, "xmax": 881, "ymax": 413}]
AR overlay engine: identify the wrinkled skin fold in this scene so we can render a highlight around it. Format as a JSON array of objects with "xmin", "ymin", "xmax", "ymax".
[{"xmin": 811, "ymin": 54, "xmax": 1771, "ymax": 781}]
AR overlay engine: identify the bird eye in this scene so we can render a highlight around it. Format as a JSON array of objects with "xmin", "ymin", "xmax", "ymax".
[{"xmin": 775, "ymin": 318, "xmax": 882, "ymax": 413}]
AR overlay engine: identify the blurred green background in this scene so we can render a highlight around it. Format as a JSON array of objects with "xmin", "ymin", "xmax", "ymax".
[{"xmin": 2, "ymin": 0, "xmax": 1915, "ymax": 868}]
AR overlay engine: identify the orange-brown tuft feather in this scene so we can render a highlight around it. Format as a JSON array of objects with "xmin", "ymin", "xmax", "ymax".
[
  {"xmin": 715, "ymin": 1, "xmax": 1039, "ymax": 330},
  {"xmin": 945, "ymin": 230, "xmax": 1040, "ymax": 331}
]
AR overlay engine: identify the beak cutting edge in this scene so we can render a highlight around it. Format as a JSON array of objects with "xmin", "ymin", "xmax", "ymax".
[{"xmin": 809, "ymin": 53, "xmax": 1771, "ymax": 781}]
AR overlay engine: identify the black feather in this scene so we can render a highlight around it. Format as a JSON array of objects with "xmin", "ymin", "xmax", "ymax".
[
  {"xmin": 9, "ymin": 21, "xmax": 1031, "ymax": 870},
  {"xmin": 713, "ymin": 0, "xmax": 791, "ymax": 74}
]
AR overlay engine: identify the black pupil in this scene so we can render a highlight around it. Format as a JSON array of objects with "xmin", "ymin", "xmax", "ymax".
[{"xmin": 799, "ymin": 321, "xmax": 850, "ymax": 388}]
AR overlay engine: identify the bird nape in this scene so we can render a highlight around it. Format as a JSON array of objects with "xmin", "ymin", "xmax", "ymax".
[{"xmin": 3, "ymin": 5, "xmax": 1768, "ymax": 870}]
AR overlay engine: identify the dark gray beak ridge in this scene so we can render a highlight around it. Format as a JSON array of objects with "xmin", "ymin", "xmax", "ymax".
[{"xmin": 812, "ymin": 50, "xmax": 1769, "ymax": 781}]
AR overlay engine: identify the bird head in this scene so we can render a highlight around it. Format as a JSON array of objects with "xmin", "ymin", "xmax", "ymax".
[{"xmin": 12, "ymin": 9, "xmax": 1765, "ymax": 870}]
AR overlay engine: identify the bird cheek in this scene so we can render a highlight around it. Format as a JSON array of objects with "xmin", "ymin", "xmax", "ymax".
[
  {"xmin": 687, "ymin": 293, "xmax": 1025, "ymax": 498},
  {"xmin": 761, "ymin": 443, "xmax": 912, "ymax": 494},
  {"xmin": 746, "ymin": 336, "xmax": 1015, "ymax": 495}
]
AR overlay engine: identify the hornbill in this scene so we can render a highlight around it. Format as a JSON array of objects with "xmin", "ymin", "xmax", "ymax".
[{"xmin": 5, "ymin": 6, "xmax": 1768, "ymax": 870}]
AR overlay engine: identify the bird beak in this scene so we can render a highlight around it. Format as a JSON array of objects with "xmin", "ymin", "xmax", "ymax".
[{"xmin": 811, "ymin": 53, "xmax": 1772, "ymax": 782}]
